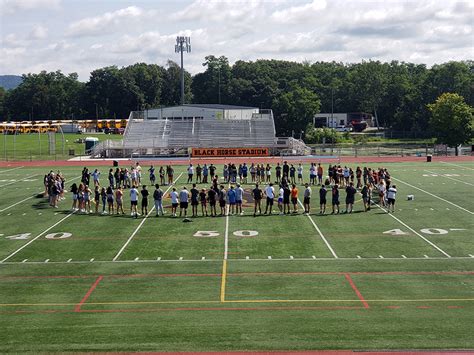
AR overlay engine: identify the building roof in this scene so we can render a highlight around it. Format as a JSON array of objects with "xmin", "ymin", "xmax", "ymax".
[{"xmin": 182, "ymin": 104, "xmax": 257, "ymax": 110}]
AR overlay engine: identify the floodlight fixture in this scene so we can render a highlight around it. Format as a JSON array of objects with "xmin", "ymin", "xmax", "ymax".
[{"xmin": 175, "ymin": 36, "xmax": 191, "ymax": 105}]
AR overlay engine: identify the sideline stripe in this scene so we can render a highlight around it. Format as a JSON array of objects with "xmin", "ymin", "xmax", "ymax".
[
  {"xmin": 1, "ymin": 211, "xmax": 76, "ymax": 263},
  {"xmin": 0, "ymin": 167, "xmax": 24, "ymax": 174},
  {"xmin": 344, "ymin": 273, "xmax": 369, "ymax": 309},
  {"xmin": 112, "ymin": 173, "xmax": 182, "ymax": 262},
  {"xmin": 374, "ymin": 202, "xmax": 451, "ymax": 258},
  {"xmin": 424, "ymin": 169, "xmax": 474, "ymax": 187},
  {"xmin": 391, "ymin": 176, "xmax": 474, "ymax": 215},
  {"xmin": 74, "ymin": 275, "xmax": 103, "ymax": 312},
  {"xmin": 440, "ymin": 161, "xmax": 474, "ymax": 171},
  {"xmin": 220, "ymin": 184, "xmax": 231, "ymax": 302},
  {"xmin": 0, "ymin": 175, "xmax": 81, "ymax": 213},
  {"xmin": 0, "ymin": 174, "xmax": 39, "ymax": 188},
  {"xmin": 3, "ymin": 298, "xmax": 474, "ymax": 308},
  {"xmin": 297, "ymin": 199, "xmax": 338, "ymax": 258}
]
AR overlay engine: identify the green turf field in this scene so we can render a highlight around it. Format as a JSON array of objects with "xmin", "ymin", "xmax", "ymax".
[
  {"xmin": 0, "ymin": 133, "xmax": 123, "ymax": 161},
  {"xmin": 0, "ymin": 161, "xmax": 473, "ymax": 352}
]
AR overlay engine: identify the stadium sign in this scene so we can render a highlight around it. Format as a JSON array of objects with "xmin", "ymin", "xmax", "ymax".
[{"xmin": 192, "ymin": 148, "xmax": 270, "ymax": 157}]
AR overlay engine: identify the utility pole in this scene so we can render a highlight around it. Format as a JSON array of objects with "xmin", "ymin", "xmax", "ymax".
[{"xmin": 175, "ymin": 36, "xmax": 191, "ymax": 105}]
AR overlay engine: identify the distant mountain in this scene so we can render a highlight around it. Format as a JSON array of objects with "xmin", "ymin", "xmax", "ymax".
[{"xmin": 0, "ymin": 75, "xmax": 22, "ymax": 90}]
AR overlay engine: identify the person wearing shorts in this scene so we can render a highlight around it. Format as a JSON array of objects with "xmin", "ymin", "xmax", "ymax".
[
  {"xmin": 170, "ymin": 188, "xmax": 179, "ymax": 217},
  {"xmin": 141, "ymin": 185, "xmax": 149, "ymax": 216},
  {"xmin": 386, "ymin": 185, "xmax": 397, "ymax": 213},
  {"xmin": 331, "ymin": 184, "xmax": 340, "ymax": 214},
  {"xmin": 290, "ymin": 184, "xmax": 299, "ymax": 213},
  {"xmin": 277, "ymin": 185, "xmax": 284, "ymax": 214},
  {"xmin": 179, "ymin": 187, "xmax": 189, "ymax": 217},
  {"xmin": 252, "ymin": 184, "xmax": 263, "ymax": 217},
  {"xmin": 345, "ymin": 182, "xmax": 356, "ymax": 213},
  {"xmin": 319, "ymin": 184, "xmax": 327, "ymax": 214},
  {"xmin": 283, "ymin": 184, "xmax": 291, "ymax": 214},
  {"xmin": 218, "ymin": 185, "xmax": 227, "ymax": 216},
  {"xmin": 190, "ymin": 183, "xmax": 199, "ymax": 217},
  {"xmin": 303, "ymin": 183, "xmax": 311, "ymax": 214},
  {"xmin": 199, "ymin": 188, "xmax": 208, "ymax": 216},
  {"xmin": 207, "ymin": 187, "xmax": 217, "ymax": 217},
  {"xmin": 361, "ymin": 183, "xmax": 371, "ymax": 212},
  {"xmin": 227, "ymin": 186, "xmax": 237, "ymax": 215},
  {"xmin": 235, "ymin": 183, "xmax": 244, "ymax": 215},
  {"xmin": 116, "ymin": 186, "xmax": 124, "ymax": 214},
  {"xmin": 70, "ymin": 183, "xmax": 79, "ymax": 211},
  {"xmin": 130, "ymin": 185, "xmax": 139, "ymax": 218},
  {"xmin": 106, "ymin": 186, "xmax": 114, "ymax": 215},
  {"xmin": 297, "ymin": 164, "xmax": 303, "ymax": 185},
  {"xmin": 94, "ymin": 186, "xmax": 100, "ymax": 214}
]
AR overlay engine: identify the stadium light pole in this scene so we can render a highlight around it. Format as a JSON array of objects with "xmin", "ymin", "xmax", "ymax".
[{"xmin": 175, "ymin": 36, "xmax": 191, "ymax": 105}]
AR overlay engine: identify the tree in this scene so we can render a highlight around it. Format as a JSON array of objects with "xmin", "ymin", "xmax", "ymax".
[{"xmin": 427, "ymin": 93, "xmax": 473, "ymax": 155}]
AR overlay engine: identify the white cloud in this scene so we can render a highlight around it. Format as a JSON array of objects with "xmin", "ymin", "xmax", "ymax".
[
  {"xmin": 271, "ymin": 0, "xmax": 327, "ymax": 24},
  {"xmin": 173, "ymin": 0, "xmax": 263, "ymax": 22},
  {"xmin": 1, "ymin": 0, "xmax": 60, "ymax": 14},
  {"xmin": 66, "ymin": 6, "xmax": 148, "ymax": 37},
  {"xmin": 28, "ymin": 25, "xmax": 48, "ymax": 40}
]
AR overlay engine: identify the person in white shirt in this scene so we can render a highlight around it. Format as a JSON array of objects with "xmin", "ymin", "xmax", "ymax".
[
  {"xmin": 378, "ymin": 181, "xmax": 386, "ymax": 207},
  {"xmin": 130, "ymin": 185, "xmax": 139, "ymax": 218},
  {"xmin": 303, "ymin": 183, "xmax": 312, "ymax": 214},
  {"xmin": 187, "ymin": 164, "xmax": 194, "ymax": 184},
  {"xmin": 169, "ymin": 188, "xmax": 179, "ymax": 217},
  {"xmin": 278, "ymin": 185, "xmax": 284, "ymax": 215},
  {"xmin": 235, "ymin": 184, "xmax": 244, "ymax": 215},
  {"xmin": 264, "ymin": 183, "xmax": 275, "ymax": 215},
  {"xmin": 386, "ymin": 185, "xmax": 397, "ymax": 213},
  {"xmin": 179, "ymin": 187, "xmax": 189, "ymax": 217},
  {"xmin": 297, "ymin": 164, "xmax": 303, "ymax": 185}
]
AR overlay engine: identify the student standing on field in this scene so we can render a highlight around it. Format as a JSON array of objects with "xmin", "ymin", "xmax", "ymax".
[
  {"xmin": 303, "ymin": 183, "xmax": 311, "ymax": 214},
  {"xmin": 317, "ymin": 163, "xmax": 324, "ymax": 185},
  {"xmin": 345, "ymin": 182, "xmax": 357, "ymax": 213},
  {"xmin": 149, "ymin": 165, "xmax": 156, "ymax": 185},
  {"xmin": 187, "ymin": 164, "xmax": 194, "ymax": 184},
  {"xmin": 116, "ymin": 186, "xmax": 124, "ymax": 214},
  {"xmin": 106, "ymin": 186, "xmax": 115, "ymax": 215},
  {"xmin": 331, "ymin": 184, "xmax": 340, "ymax": 214},
  {"xmin": 219, "ymin": 185, "xmax": 227, "ymax": 216},
  {"xmin": 319, "ymin": 184, "xmax": 327, "ymax": 214},
  {"xmin": 141, "ymin": 185, "xmax": 149, "ymax": 216},
  {"xmin": 153, "ymin": 184, "xmax": 164, "ymax": 216},
  {"xmin": 94, "ymin": 186, "xmax": 100, "ymax": 214},
  {"xmin": 361, "ymin": 183, "xmax": 371, "ymax": 212},
  {"xmin": 196, "ymin": 164, "xmax": 202, "ymax": 184},
  {"xmin": 252, "ymin": 184, "xmax": 263, "ymax": 217},
  {"xmin": 235, "ymin": 183, "xmax": 244, "ymax": 215},
  {"xmin": 130, "ymin": 185, "xmax": 139, "ymax": 218},
  {"xmin": 100, "ymin": 187, "xmax": 107, "ymax": 214},
  {"xmin": 179, "ymin": 186, "xmax": 189, "ymax": 217},
  {"xmin": 290, "ymin": 184, "xmax": 299, "ymax": 213},
  {"xmin": 190, "ymin": 183, "xmax": 199, "ymax": 217},
  {"xmin": 386, "ymin": 185, "xmax": 397, "ymax": 213},
  {"xmin": 297, "ymin": 164, "xmax": 303, "ymax": 185},
  {"xmin": 71, "ymin": 183, "xmax": 79, "ymax": 211},
  {"xmin": 227, "ymin": 185, "xmax": 237, "ymax": 215},
  {"xmin": 202, "ymin": 164, "xmax": 209, "ymax": 184},
  {"xmin": 283, "ymin": 184, "xmax": 291, "ymax": 214},
  {"xmin": 108, "ymin": 169, "xmax": 114, "ymax": 188},
  {"xmin": 264, "ymin": 183, "xmax": 275, "ymax": 215},
  {"xmin": 200, "ymin": 188, "xmax": 208, "ymax": 216},
  {"xmin": 170, "ymin": 188, "xmax": 179, "ymax": 217},
  {"xmin": 277, "ymin": 184, "xmax": 284, "ymax": 215},
  {"xmin": 207, "ymin": 186, "xmax": 217, "ymax": 217}
]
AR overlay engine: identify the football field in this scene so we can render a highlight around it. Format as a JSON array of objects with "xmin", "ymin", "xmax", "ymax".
[{"xmin": 0, "ymin": 160, "xmax": 473, "ymax": 352}]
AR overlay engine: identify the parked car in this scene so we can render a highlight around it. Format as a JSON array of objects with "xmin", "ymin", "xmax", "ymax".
[{"xmin": 334, "ymin": 126, "xmax": 352, "ymax": 132}]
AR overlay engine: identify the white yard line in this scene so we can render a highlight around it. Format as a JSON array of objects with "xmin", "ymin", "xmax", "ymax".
[
  {"xmin": 424, "ymin": 170, "xmax": 474, "ymax": 187},
  {"xmin": 374, "ymin": 202, "xmax": 451, "ymax": 258},
  {"xmin": 0, "ymin": 175, "xmax": 81, "ymax": 213},
  {"xmin": 0, "ymin": 174, "xmax": 39, "ymax": 188},
  {"xmin": 297, "ymin": 199, "xmax": 338, "ymax": 258},
  {"xmin": 112, "ymin": 173, "xmax": 183, "ymax": 262},
  {"xmin": 391, "ymin": 176, "xmax": 474, "ymax": 215},
  {"xmin": 1, "ymin": 211, "xmax": 76, "ymax": 263},
  {"xmin": 0, "ymin": 167, "xmax": 24, "ymax": 174},
  {"xmin": 224, "ymin": 202, "xmax": 229, "ymax": 260},
  {"xmin": 4, "ymin": 256, "xmax": 474, "ymax": 265},
  {"xmin": 439, "ymin": 161, "xmax": 474, "ymax": 171}
]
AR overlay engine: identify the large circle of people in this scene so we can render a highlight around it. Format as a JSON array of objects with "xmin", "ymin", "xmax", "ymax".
[{"xmin": 45, "ymin": 161, "xmax": 397, "ymax": 219}]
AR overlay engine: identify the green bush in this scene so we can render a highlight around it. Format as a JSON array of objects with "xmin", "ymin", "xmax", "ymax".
[{"xmin": 304, "ymin": 125, "xmax": 343, "ymax": 144}]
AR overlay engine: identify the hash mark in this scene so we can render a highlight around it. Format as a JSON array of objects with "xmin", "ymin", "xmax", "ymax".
[
  {"xmin": 379, "ymin": 255, "xmax": 384, "ymax": 259},
  {"xmin": 134, "ymin": 257, "xmax": 139, "ymax": 261},
  {"xmin": 268, "ymin": 256, "xmax": 272, "ymax": 260},
  {"xmin": 67, "ymin": 259, "xmax": 72, "ymax": 262},
  {"xmin": 179, "ymin": 257, "xmax": 183, "ymax": 260},
  {"xmin": 90, "ymin": 258, "xmax": 95, "ymax": 262},
  {"xmin": 290, "ymin": 256, "xmax": 294, "ymax": 260},
  {"xmin": 402, "ymin": 255, "xmax": 407, "ymax": 258},
  {"xmin": 45, "ymin": 259, "xmax": 49, "ymax": 263},
  {"xmin": 357, "ymin": 255, "xmax": 362, "ymax": 259},
  {"xmin": 22, "ymin": 259, "xmax": 28, "ymax": 263},
  {"xmin": 246, "ymin": 256, "xmax": 249, "ymax": 260},
  {"xmin": 157, "ymin": 257, "xmax": 161, "ymax": 261}
]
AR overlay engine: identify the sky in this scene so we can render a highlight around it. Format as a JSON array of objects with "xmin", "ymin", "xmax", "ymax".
[{"xmin": 1, "ymin": 0, "xmax": 473, "ymax": 81}]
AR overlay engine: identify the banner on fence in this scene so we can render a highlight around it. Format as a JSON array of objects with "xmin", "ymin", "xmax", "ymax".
[{"xmin": 192, "ymin": 148, "xmax": 270, "ymax": 157}]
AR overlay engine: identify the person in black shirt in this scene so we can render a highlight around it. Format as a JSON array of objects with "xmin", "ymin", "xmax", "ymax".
[
  {"xmin": 282, "ymin": 161, "xmax": 289, "ymax": 179},
  {"xmin": 199, "ymin": 189, "xmax": 208, "ymax": 216},
  {"xmin": 319, "ymin": 185, "xmax": 327, "ymax": 214},
  {"xmin": 332, "ymin": 184, "xmax": 340, "ymax": 214},
  {"xmin": 252, "ymin": 184, "xmax": 263, "ymax": 217},
  {"xmin": 207, "ymin": 187, "xmax": 217, "ymax": 217},
  {"xmin": 190, "ymin": 183, "xmax": 199, "ymax": 217},
  {"xmin": 345, "ymin": 182, "xmax": 357, "ymax": 213},
  {"xmin": 283, "ymin": 184, "xmax": 291, "ymax": 214},
  {"xmin": 141, "ymin": 185, "xmax": 149, "ymax": 215}
]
